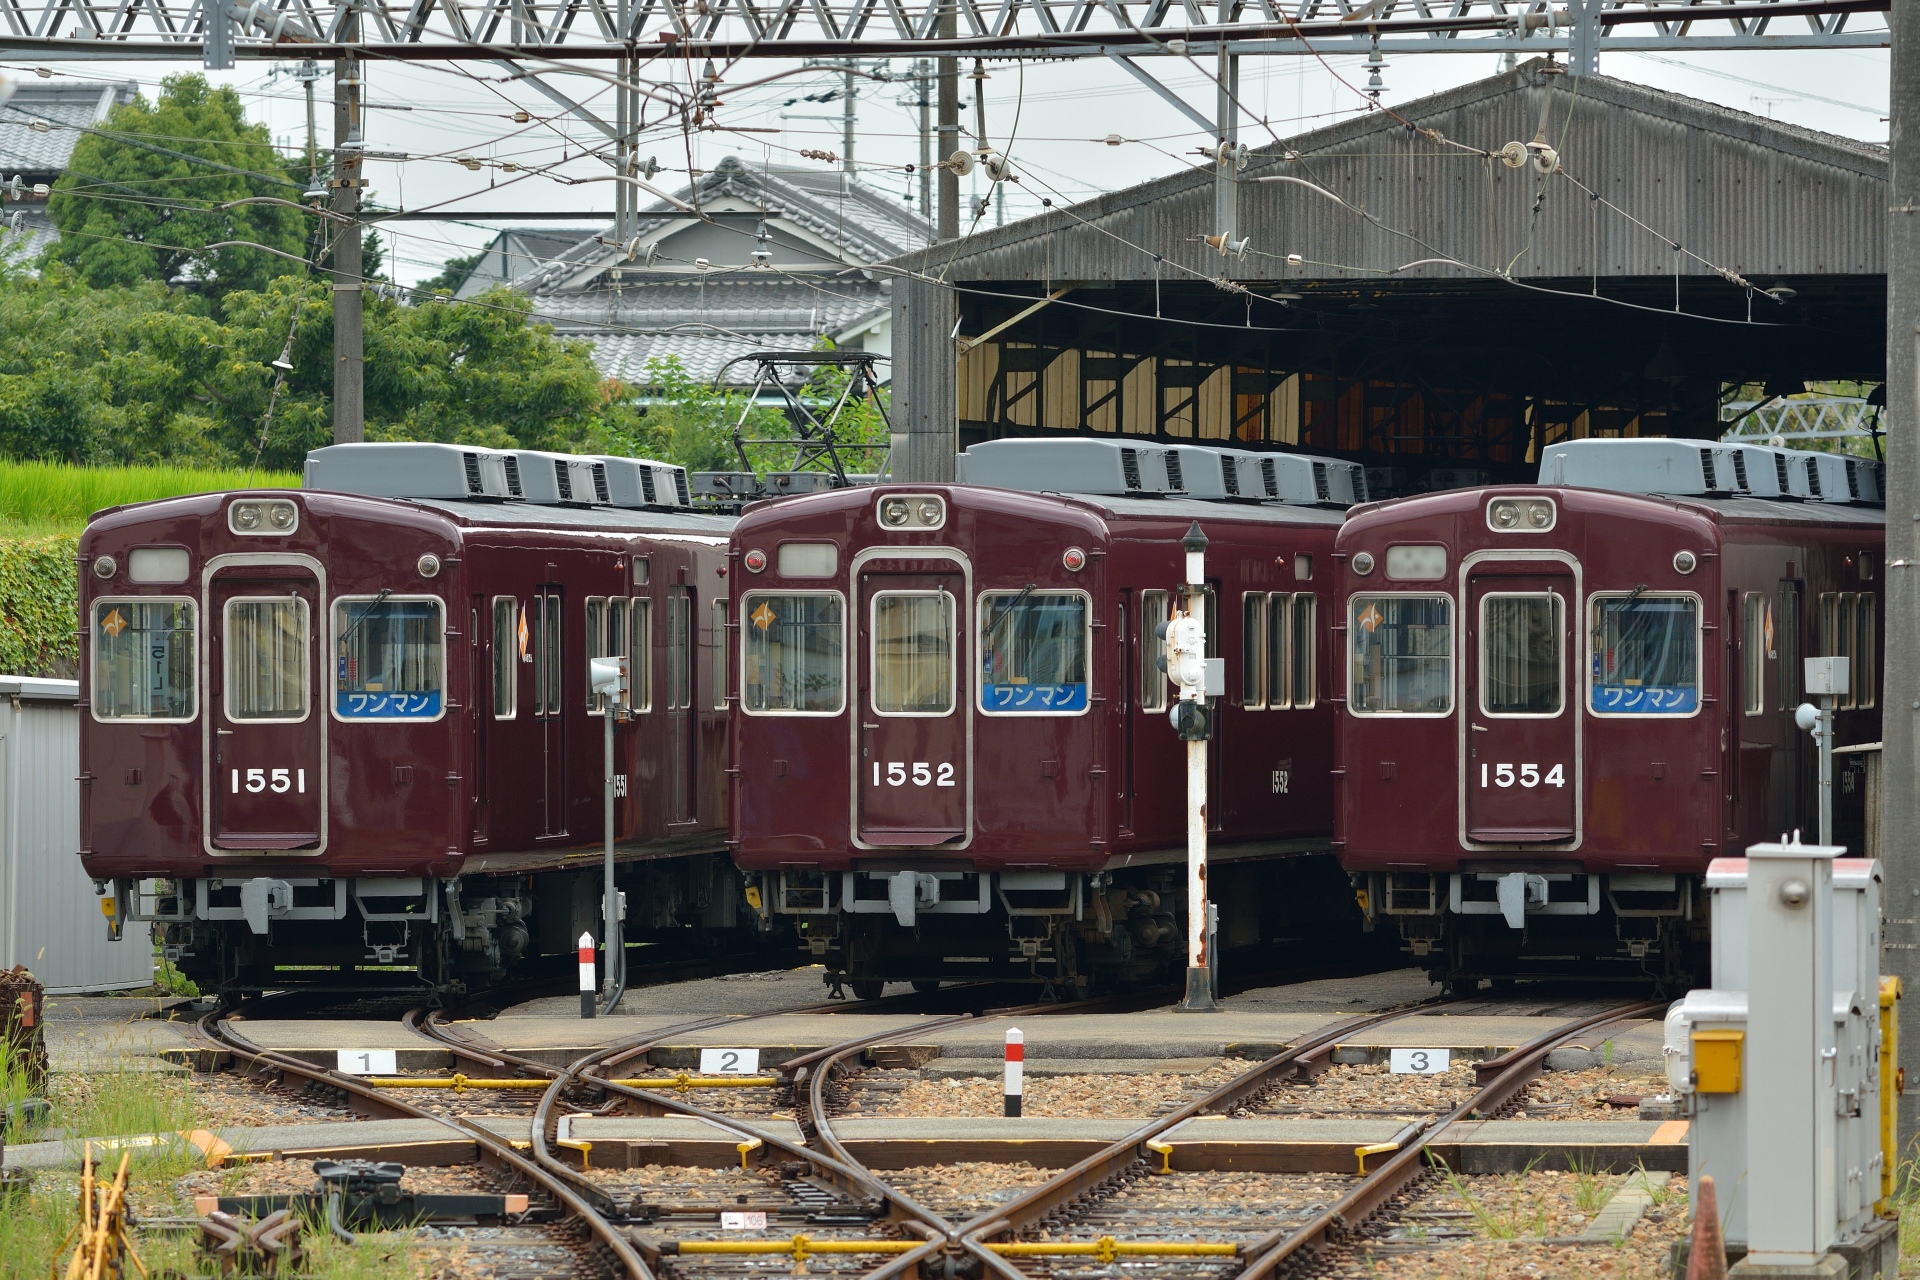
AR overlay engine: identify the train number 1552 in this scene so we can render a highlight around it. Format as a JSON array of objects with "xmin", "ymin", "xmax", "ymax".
[
  {"xmin": 871, "ymin": 762, "xmax": 957, "ymax": 787},
  {"xmin": 1479, "ymin": 762, "xmax": 1565, "ymax": 789}
]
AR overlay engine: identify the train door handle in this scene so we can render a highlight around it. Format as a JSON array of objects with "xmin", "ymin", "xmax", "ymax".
[
  {"xmin": 1470, "ymin": 724, "xmax": 1488, "ymax": 733},
  {"xmin": 862, "ymin": 722, "xmax": 880, "ymax": 730},
  {"xmin": 216, "ymin": 729, "xmax": 235, "ymax": 737}
]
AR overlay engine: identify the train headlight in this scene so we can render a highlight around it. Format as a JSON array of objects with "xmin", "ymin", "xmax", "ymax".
[
  {"xmin": 875, "ymin": 494, "xmax": 946, "ymax": 530},
  {"xmin": 232, "ymin": 501, "xmax": 263, "ymax": 531},
  {"xmin": 1350, "ymin": 551, "xmax": 1376, "ymax": 576},
  {"xmin": 1673, "ymin": 550, "xmax": 1698, "ymax": 575},
  {"xmin": 1526, "ymin": 500, "xmax": 1554, "ymax": 529},
  {"xmin": 417, "ymin": 553, "xmax": 442, "ymax": 578},
  {"xmin": 743, "ymin": 548, "xmax": 768, "ymax": 573},
  {"xmin": 92, "ymin": 555, "xmax": 117, "ymax": 580},
  {"xmin": 1489, "ymin": 499, "xmax": 1520, "ymax": 529},
  {"xmin": 266, "ymin": 502, "xmax": 296, "ymax": 531},
  {"xmin": 917, "ymin": 500, "xmax": 942, "ymax": 525},
  {"xmin": 229, "ymin": 499, "xmax": 298, "ymax": 536},
  {"xmin": 881, "ymin": 498, "xmax": 912, "ymax": 527}
]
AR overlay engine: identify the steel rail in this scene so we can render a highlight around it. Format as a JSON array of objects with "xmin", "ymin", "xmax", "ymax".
[
  {"xmin": 1232, "ymin": 998, "xmax": 1669, "ymax": 1280},
  {"xmin": 193, "ymin": 1008, "xmax": 653, "ymax": 1278}
]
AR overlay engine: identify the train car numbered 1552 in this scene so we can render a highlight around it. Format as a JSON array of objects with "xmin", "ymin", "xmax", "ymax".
[
  {"xmin": 728, "ymin": 438, "xmax": 1370, "ymax": 998},
  {"xmin": 1338, "ymin": 439, "xmax": 1885, "ymax": 988},
  {"xmin": 80, "ymin": 443, "xmax": 754, "ymax": 997}
]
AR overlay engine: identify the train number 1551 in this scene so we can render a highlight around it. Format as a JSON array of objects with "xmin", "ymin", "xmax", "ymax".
[
  {"xmin": 871, "ymin": 762, "xmax": 957, "ymax": 787},
  {"xmin": 1479, "ymin": 762, "xmax": 1565, "ymax": 789},
  {"xmin": 231, "ymin": 767, "xmax": 307, "ymax": 794}
]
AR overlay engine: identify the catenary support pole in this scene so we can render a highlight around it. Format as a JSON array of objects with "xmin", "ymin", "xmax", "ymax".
[
  {"xmin": 917, "ymin": 59, "xmax": 932, "ymax": 231},
  {"xmin": 331, "ymin": 43, "xmax": 364, "ymax": 444},
  {"xmin": 842, "ymin": 61, "xmax": 857, "ymax": 174},
  {"xmin": 1213, "ymin": 2, "xmax": 1237, "ymax": 243},
  {"xmin": 936, "ymin": 0, "xmax": 959, "ymax": 241},
  {"xmin": 889, "ymin": 270, "xmax": 957, "ymax": 481},
  {"xmin": 1884, "ymin": 0, "xmax": 1920, "ymax": 1152}
]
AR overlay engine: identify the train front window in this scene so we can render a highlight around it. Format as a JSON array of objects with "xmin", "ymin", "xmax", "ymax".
[
  {"xmin": 332, "ymin": 596, "xmax": 445, "ymax": 720},
  {"xmin": 1479, "ymin": 593, "xmax": 1562, "ymax": 717},
  {"xmin": 979, "ymin": 591, "xmax": 1090, "ymax": 715},
  {"xmin": 1589, "ymin": 593, "xmax": 1698, "ymax": 716},
  {"xmin": 872, "ymin": 592, "xmax": 953, "ymax": 716},
  {"xmin": 742, "ymin": 593, "xmax": 844, "ymax": 714},
  {"xmin": 92, "ymin": 599, "xmax": 196, "ymax": 722},
  {"xmin": 225, "ymin": 597, "xmax": 309, "ymax": 721},
  {"xmin": 1348, "ymin": 595, "xmax": 1452, "ymax": 716}
]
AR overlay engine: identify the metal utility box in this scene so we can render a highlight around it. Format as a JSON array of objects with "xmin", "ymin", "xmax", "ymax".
[
  {"xmin": 0, "ymin": 678, "xmax": 153, "ymax": 992},
  {"xmin": 1806, "ymin": 656, "xmax": 1852, "ymax": 698}
]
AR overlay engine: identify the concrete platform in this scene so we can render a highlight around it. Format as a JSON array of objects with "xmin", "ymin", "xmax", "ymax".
[
  {"xmin": 45, "ymin": 1018, "xmax": 201, "ymax": 1073},
  {"xmin": 229, "ymin": 1019, "xmax": 452, "ymax": 1070}
]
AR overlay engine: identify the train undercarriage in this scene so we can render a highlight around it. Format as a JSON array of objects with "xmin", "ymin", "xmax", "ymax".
[
  {"xmin": 104, "ymin": 854, "xmax": 775, "ymax": 999},
  {"xmin": 1356, "ymin": 869, "xmax": 1712, "ymax": 993},
  {"xmin": 755, "ymin": 853, "xmax": 1368, "ymax": 1000}
]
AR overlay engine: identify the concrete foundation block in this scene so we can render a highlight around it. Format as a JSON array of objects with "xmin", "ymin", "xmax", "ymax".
[
  {"xmin": 1727, "ymin": 1254, "xmax": 1849, "ymax": 1279},
  {"xmin": 1832, "ymin": 1216, "xmax": 1899, "ymax": 1280}
]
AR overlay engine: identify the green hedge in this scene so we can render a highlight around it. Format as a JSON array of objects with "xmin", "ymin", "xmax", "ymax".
[{"xmin": 0, "ymin": 536, "xmax": 79, "ymax": 678}]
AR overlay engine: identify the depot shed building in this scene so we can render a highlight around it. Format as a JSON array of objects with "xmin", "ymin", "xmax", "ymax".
[{"xmin": 886, "ymin": 60, "xmax": 1885, "ymax": 491}]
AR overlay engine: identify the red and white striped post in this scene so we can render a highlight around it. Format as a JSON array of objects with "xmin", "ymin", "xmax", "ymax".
[
  {"xmin": 579, "ymin": 932, "xmax": 596, "ymax": 1019},
  {"xmin": 1004, "ymin": 1027, "xmax": 1024, "ymax": 1117}
]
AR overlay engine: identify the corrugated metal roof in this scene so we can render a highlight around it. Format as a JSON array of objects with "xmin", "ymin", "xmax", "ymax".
[{"xmin": 902, "ymin": 61, "xmax": 1886, "ymax": 286}]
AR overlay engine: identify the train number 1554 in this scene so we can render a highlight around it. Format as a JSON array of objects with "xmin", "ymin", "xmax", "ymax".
[
  {"xmin": 1478, "ymin": 762, "xmax": 1565, "ymax": 789},
  {"xmin": 871, "ymin": 762, "xmax": 957, "ymax": 787}
]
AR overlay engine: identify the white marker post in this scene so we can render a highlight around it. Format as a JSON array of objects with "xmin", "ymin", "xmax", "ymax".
[
  {"xmin": 1167, "ymin": 521, "xmax": 1217, "ymax": 1013},
  {"xmin": 1003, "ymin": 1027, "xmax": 1024, "ymax": 1117},
  {"xmin": 579, "ymin": 931, "xmax": 596, "ymax": 1019}
]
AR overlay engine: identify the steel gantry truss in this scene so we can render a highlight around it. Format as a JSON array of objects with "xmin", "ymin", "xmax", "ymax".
[{"xmin": 0, "ymin": 0, "xmax": 1889, "ymax": 64}]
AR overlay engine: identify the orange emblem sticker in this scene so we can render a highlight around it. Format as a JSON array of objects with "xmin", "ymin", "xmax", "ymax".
[
  {"xmin": 751, "ymin": 602, "xmax": 776, "ymax": 632},
  {"xmin": 1357, "ymin": 602, "xmax": 1384, "ymax": 634},
  {"xmin": 100, "ymin": 607, "xmax": 128, "ymax": 638}
]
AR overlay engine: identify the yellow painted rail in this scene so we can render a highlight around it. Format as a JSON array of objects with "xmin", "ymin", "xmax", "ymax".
[{"xmin": 665, "ymin": 1235, "xmax": 1239, "ymax": 1262}]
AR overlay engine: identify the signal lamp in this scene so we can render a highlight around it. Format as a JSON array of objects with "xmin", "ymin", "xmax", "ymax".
[
  {"xmin": 417, "ymin": 553, "xmax": 442, "ymax": 578},
  {"xmin": 743, "ymin": 548, "xmax": 768, "ymax": 573},
  {"xmin": 1350, "ymin": 551, "xmax": 1375, "ymax": 576},
  {"xmin": 1062, "ymin": 547, "xmax": 1086, "ymax": 572},
  {"xmin": 93, "ymin": 556, "xmax": 117, "ymax": 579},
  {"xmin": 1673, "ymin": 550, "xmax": 1698, "ymax": 575}
]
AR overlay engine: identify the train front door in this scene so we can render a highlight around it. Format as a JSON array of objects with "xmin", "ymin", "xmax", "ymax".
[
  {"xmin": 855, "ymin": 563, "xmax": 968, "ymax": 845},
  {"xmin": 1463, "ymin": 564, "xmax": 1576, "ymax": 844},
  {"xmin": 206, "ymin": 563, "xmax": 324, "ymax": 850}
]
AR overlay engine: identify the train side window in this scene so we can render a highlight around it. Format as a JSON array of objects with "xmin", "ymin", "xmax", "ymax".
[
  {"xmin": 667, "ymin": 590, "xmax": 692, "ymax": 710},
  {"xmin": 1818, "ymin": 591, "xmax": 1858, "ymax": 709},
  {"xmin": 91, "ymin": 598, "xmax": 197, "ymax": 722},
  {"xmin": 1292, "ymin": 593, "xmax": 1317, "ymax": 709},
  {"xmin": 872, "ymin": 591, "xmax": 953, "ymax": 716},
  {"xmin": 608, "ymin": 598, "xmax": 630, "ymax": 710},
  {"xmin": 1266, "ymin": 593, "xmax": 1292, "ymax": 710},
  {"xmin": 1347, "ymin": 594, "xmax": 1451, "ymax": 716},
  {"xmin": 332, "ymin": 596, "xmax": 446, "ymax": 721},
  {"xmin": 1856, "ymin": 593, "xmax": 1876, "ymax": 709},
  {"xmin": 713, "ymin": 600, "xmax": 731, "ymax": 710},
  {"xmin": 1742, "ymin": 593, "xmax": 1767, "ymax": 716},
  {"xmin": 585, "ymin": 597, "xmax": 608, "ymax": 712},
  {"xmin": 630, "ymin": 598, "xmax": 653, "ymax": 712},
  {"xmin": 224, "ymin": 597, "xmax": 310, "ymax": 722},
  {"xmin": 491, "ymin": 597, "xmax": 518, "ymax": 719},
  {"xmin": 1588, "ymin": 593, "xmax": 1698, "ymax": 716},
  {"xmin": 1479, "ymin": 593, "xmax": 1563, "ymax": 717},
  {"xmin": 979, "ymin": 590, "xmax": 1092, "ymax": 715},
  {"xmin": 1777, "ymin": 582, "xmax": 1800, "ymax": 710},
  {"xmin": 1241, "ymin": 593, "xmax": 1267, "ymax": 709},
  {"xmin": 741, "ymin": 592, "xmax": 844, "ymax": 714},
  {"xmin": 1140, "ymin": 590, "xmax": 1170, "ymax": 711},
  {"xmin": 531, "ymin": 591, "xmax": 561, "ymax": 717}
]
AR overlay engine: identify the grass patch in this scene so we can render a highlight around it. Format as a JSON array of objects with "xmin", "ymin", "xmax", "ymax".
[
  {"xmin": 0, "ymin": 460, "xmax": 301, "ymax": 537},
  {"xmin": 1429, "ymin": 1155, "xmax": 1553, "ymax": 1240}
]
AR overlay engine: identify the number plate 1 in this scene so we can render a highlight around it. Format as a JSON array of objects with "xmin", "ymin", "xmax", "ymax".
[
  {"xmin": 699, "ymin": 1047, "xmax": 760, "ymax": 1075},
  {"xmin": 1387, "ymin": 1047, "xmax": 1451, "ymax": 1075},
  {"xmin": 338, "ymin": 1049, "xmax": 399, "ymax": 1075}
]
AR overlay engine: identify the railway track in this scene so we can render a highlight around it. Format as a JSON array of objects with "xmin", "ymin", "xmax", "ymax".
[{"xmin": 179, "ymin": 976, "xmax": 1663, "ymax": 1280}]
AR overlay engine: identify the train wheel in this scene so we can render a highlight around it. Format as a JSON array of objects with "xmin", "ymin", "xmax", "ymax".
[
  {"xmin": 850, "ymin": 979, "xmax": 886, "ymax": 1001},
  {"xmin": 911, "ymin": 981, "xmax": 941, "ymax": 994}
]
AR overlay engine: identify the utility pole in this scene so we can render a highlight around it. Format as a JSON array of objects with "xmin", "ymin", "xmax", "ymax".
[
  {"xmin": 936, "ymin": 0, "xmax": 959, "ymax": 241},
  {"xmin": 331, "ymin": 39, "xmax": 364, "ymax": 444},
  {"xmin": 295, "ymin": 60, "xmax": 322, "ymax": 186},
  {"xmin": 1882, "ymin": 0, "xmax": 1920, "ymax": 1153},
  {"xmin": 842, "ymin": 61, "xmax": 857, "ymax": 175},
  {"xmin": 915, "ymin": 59, "xmax": 932, "ymax": 230}
]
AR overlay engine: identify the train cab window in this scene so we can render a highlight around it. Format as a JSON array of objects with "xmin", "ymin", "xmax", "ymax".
[
  {"xmin": 713, "ymin": 600, "xmax": 731, "ymax": 710},
  {"xmin": 332, "ymin": 596, "xmax": 445, "ymax": 720},
  {"xmin": 1348, "ymin": 595, "xmax": 1452, "ymax": 716},
  {"xmin": 1291, "ymin": 594, "xmax": 1317, "ymax": 709},
  {"xmin": 979, "ymin": 591, "xmax": 1090, "ymax": 715},
  {"xmin": 1588, "ymin": 594, "xmax": 1698, "ymax": 716},
  {"xmin": 1742, "ymin": 593, "xmax": 1768, "ymax": 716},
  {"xmin": 629, "ymin": 598, "xmax": 653, "ymax": 712},
  {"xmin": 1479, "ymin": 594, "xmax": 1562, "ymax": 717},
  {"xmin": 667, "ymin": 590, "xmax": 693, "ymax": 710},
  {"xmin": 872, "ymin": 592, "xmax": 954, "ymax": 715},
  {"xmin": 1265, "ymin": 594, "xmax": 1291, "ymax": 709},
  {"xmin": 91, "ymin": 599, "xmax": 196, "ymax": 722},
  {"xmin": 1241, "ymin": 593, "xmax": 1268, "ymax": 708},
  {"xmin": 491, "ymin": 597, "xmax": 518, "ymax": 719},
  {"xmin": 742, "ymin": 592, "xmax": 844, "ymax": 714},
  {"xmin": 585, "ymin": 597, "xmax": 608, "ymax": 712},
  {"xmin": 1140, "ymin": 590, "xmax": 1170, "ymax": 712},
  {"xmin": 225, "ymin": 597, "xmax": 309, "ymax": 721}
]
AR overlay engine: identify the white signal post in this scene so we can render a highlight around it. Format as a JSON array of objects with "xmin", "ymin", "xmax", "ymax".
[
  {"xmin": 1168, "ymin": 521, "xmax": 1217, "ymax": 1013},
  {"xmin": 578, "ymin": 931, "xmax": 596, "ymax": 1020},
  {"xmin": 1003, "ymin": 1027, "xmax": 1024, "ymax": 1117},
  {"xmin": 590, "ymin": 655, "xmax": 630, "ymax": 1015}
]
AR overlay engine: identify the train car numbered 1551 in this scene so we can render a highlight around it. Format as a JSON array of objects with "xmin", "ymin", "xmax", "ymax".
[
  {"xmin": 1338, "ymin": 439, "xmax": 1885, "ymax": 988},
  {"xmin": 80, "ymin": 443, "xmax": 753, "ymax": 997}
]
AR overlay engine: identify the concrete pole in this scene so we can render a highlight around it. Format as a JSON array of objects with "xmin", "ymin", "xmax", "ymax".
[
  {"xmin": 615, "ymin": 55, "xmax": 632, "ymax": 244},
  {"xmin": 916, "ymin": 60, "xmax": 932, "ymax": 231},
  {"xmin": 936, "ymin": 1, "xmax": 959, "ymax": 241},
  {"xmin": 842, "ymin": 62, "xmax": 857, "ymax": 175},
  {"xmin": 889, "ymin": 271, "xmax": 957, "ymax": 481},
  {"xmin": 1213, "ymin": 22, "xmax": 1236, "ymax": 242},
  {"xmin": 1884, "ymin": 0, "xmax": 1920, "ymax": 1151},
  {"xmin": 331, "ymin": 46, "xmax": 364, "ymax": 444}
]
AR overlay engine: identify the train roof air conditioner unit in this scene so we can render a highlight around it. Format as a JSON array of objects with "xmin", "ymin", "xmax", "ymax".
[
  {"xmin": 593, "ymin": 456, "xmax": 694, "ymax": 510},
  {"xmin": 510, "ymin": 451, "xmax": 610, "ymax": 506},
  {"xmin": 303, "ymin": 442, "xmax": 524, "ymax": 501},
  {"xmin": 1540, "ymin": 438, "xmax": 1867, "ymax": 504},
  {"xmin": 957, "ymin": 438, "xmax": 1184, "ymax": 496}
]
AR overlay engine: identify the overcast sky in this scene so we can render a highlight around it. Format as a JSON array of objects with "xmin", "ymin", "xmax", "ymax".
[{"xmin": 4, "ymin": 38, "xmax": 1892, "ymax": 286}]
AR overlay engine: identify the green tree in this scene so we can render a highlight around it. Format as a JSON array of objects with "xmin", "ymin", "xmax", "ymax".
[
  {"xmin": 416, "ymin": 250, "xmax": 483, "ymax": 296},
  {"xmin": 46, "ymin": 75, "xmax": 309, "ymax": 297}
]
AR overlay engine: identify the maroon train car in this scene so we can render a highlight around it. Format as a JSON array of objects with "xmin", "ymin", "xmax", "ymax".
[
  {"xmin": 80, "ymin": 443, "xmax": 751, "ymax": 996},
  {"xmin": 727, "ymin": 438, "xmax": 1365, "ymax": 997},
  {"xmin": 1337, "ymin": 439, "xmax": 1885, "ymax": 988}
]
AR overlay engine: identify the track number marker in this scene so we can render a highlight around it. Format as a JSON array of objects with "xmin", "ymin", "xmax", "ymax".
[
  {"xmin": 338, "ymin": 1049, "xmax": 398, "ymax": 1075},
  {"xmin": 700, "ymin": 1048, "xmax": 760, "ymax": 1075},
  {"xmin": 721, "ymin": 1211, "xmax": 767, "ymax": 1230},
  {"xmin": 1388, "ymin": 1048, "xmax": 1450, "ymax": 1075}
]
